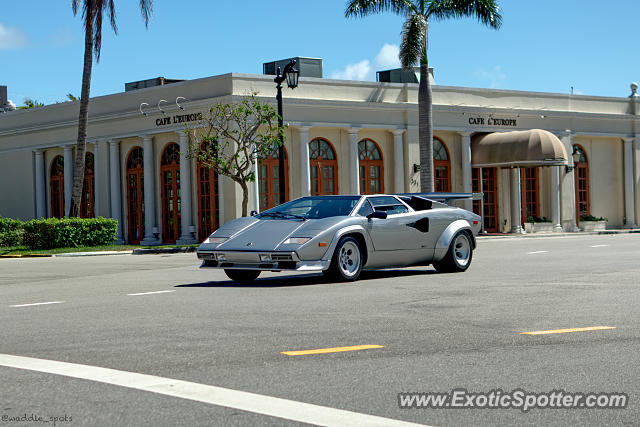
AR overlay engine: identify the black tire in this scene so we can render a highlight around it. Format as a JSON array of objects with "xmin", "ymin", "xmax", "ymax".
[
  {"xmin": 433, "ymin": 231, "xmax": 473, "ymax": 273},
  {"xmin": 325, "ymin": 236, "xmax": 363, "ymax": 282},
  {"xmin": 224, "ymin": 269, "xmax": 260, "ymax": 282}
]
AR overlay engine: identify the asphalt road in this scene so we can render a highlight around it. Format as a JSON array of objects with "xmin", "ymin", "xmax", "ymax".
[{"xmin": 0, "ymin": 234, "xmax": 638, "ymax": 426}]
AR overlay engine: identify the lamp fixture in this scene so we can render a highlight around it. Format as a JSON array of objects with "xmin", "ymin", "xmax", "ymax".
[
  {"xmin": 413, "ymin": 163, "xmax": 421, "ymax": 173},
  {"xmin": 176, "ymin": 96, "xmax": 187, "ymax": 111},
  {"xmin": 139, "ymin": 102, "xmax": 149, "ymax": 116},
  {"xmin": 274, "ymin": 59, "xmax": 299, "ymax": 204},
  {"xmin": 158, "ymin": 99, "xmax": 167, "ymax": 115},
  {"xmin": 565, "ymin": 146, "xmax": 581, "ymax": 173}
]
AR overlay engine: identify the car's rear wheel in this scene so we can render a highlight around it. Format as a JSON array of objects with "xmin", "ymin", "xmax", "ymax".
[
  {"xmin": 433, "ymin": 231, "xmax": 473, "ymax": 273},
  {"xmin": 224, "ymin": 269, "xmax": 260, "ymax": 283},
  {"xmin": 325, "ymin": 236, "xmax": 362, "ymax": 282}
]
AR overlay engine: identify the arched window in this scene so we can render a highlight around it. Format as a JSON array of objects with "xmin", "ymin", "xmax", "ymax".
[
  {"xmin": 521, "ymin": 167, "xmax": 540, "ymax": 223},
  {"xmin": 161, "ymin": 143, "xmax": 181, "ymax": 243},
  {"xmin": 434, "ymin": 137, "xmax": 451, "ymax": 192},
  {"xmin": 258, "ymin": 144, "xmax": 289, "ymax": 210},
  {"xmin": 80, "ymin": 152, "xmax": 95, "ymax": 218},
  {"xmin": 197, "ymin": 142, "xmax": 219, "ymax": 242},
  {"xmin": 358, "ymin": 139, "xmax": 383, "ymax": 195},
  {"xmin": 573, "ymin": 145, "xmax": 590, "ymax": 219},
  {"xmin": 126, "ymin": 147, "xmax": 144, "ymax": 244},
  {"xmin": 309, "ymin": 138, "xmax": 338, "ymax": 195},
  {"xmin": 50, "ymin": 155, "xmax": 65, "ymax": 218}
]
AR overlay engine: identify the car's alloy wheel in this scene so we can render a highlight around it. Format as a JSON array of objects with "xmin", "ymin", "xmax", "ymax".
[
  {"xmin": 433, "ymin": 231, "xmax": 473, "ymax": 273},
  {"xmin": 326, "ymin": 236, "xmax": 362, "ymax": 281}
]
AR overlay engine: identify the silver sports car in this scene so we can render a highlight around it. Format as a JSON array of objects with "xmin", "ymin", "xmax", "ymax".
[{"xmin": 197, "ymin": 193, "xmax": 481, "ymax": 282}]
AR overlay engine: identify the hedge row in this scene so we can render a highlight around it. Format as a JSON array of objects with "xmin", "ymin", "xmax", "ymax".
[{"xmin": 0, "ymin": 217, "xmax": 118, "ymax": 249}]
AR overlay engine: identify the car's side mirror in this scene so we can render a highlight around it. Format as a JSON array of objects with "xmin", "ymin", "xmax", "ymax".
[
  {"xmin": 250, "ymin": 210, "xmax": 258, "ymax": 216},
  {"xmin": 367, "ymin": 210, "xmax": 387, "ymax": 220}
]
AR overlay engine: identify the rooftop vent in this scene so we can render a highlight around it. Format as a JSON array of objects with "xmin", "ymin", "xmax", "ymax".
[
  {"xmin": 0, "ymin": 86, "xmax": 16, "ymax": 112},
  {"xmin": 263, "ymin": 57, "xmax": 322, "ymax": 78},
  {"xmin": 376, "ymin": 67, "xmax": 435, "ymax": 85},
  {"xmin": 125, "ymin": 77, "xmax": 183, "ymax": 92}
]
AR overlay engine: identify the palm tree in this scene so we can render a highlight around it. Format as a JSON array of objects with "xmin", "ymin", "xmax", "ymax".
[
  {"xmin": 69, "ymin": 0, "xmax": 153, "ymax": 217},
  {"xmin": 345, "ymin": 0, "xmax": 501, "ymax": 192}
]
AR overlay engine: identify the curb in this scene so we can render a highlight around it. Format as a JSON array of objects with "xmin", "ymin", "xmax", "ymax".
[
  {"xmin": 132, "ymin": 247, "xmax": 197, "ymax": 255},
  {"xmin": 477, "ymin": 229, "xmax": 640, "ymax": 240},
  {"xmin": 54, "ymin": 250, "xmax": 133, "ymax": 257},
  {"xmin": 0, "ymin": 253, "xmax": 53, "ymax": 258}
]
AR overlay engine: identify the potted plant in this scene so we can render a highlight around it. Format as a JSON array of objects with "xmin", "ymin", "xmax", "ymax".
[
  {"xmin": 579, "ymin": 215, "xmax": 608, "ymax": 231},
  {"xmin": 524, "ymin": 216, "xmax": 554, "ymax": 233}
]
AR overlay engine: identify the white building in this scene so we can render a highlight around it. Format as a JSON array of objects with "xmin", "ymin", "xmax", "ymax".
[{"xmin": 0, "ymin": 61, "xmax": 638, "ymax": 244}]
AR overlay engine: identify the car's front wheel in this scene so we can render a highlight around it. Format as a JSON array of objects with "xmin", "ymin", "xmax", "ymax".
[
  {"xmin": 433, "ymin": 231, "xmax": 473, "ymax": 273},
  {"xmin": 325, "ymin": 236, "xmax": 363, "ymax": 282},
  {"xmin": 224, "ymin": 269, "xmax": 260, "ymax": 283}
]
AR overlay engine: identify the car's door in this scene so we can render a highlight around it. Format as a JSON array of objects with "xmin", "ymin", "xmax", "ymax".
[{"xmin": 362, "ymin": 196, "xmax": 422, "ymax": 251}]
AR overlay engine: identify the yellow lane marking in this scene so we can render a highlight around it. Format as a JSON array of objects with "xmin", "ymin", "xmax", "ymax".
[
  {"xmin": 521, "ymin": 326, "xmax": 616, "ymax": 335},
  {"xmin": 282, "ymin": 345, "xmax": 384, "ymax": 356}
]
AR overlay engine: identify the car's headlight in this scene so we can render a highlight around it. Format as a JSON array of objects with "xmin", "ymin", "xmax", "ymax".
[
  {"xmin": 205, "ymin": 236, "xmax": 228, "ymax": 244},
  {"xmin": 283, "ymin": 237, "xmax": 311, "ymax": 245}
]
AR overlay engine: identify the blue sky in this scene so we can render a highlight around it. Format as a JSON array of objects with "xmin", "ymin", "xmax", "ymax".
[{"xmin": 1, "ymin": 1, "xmax": 638, "ymax": 106}]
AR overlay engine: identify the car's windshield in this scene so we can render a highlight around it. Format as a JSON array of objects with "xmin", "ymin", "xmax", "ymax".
[{"xmin": 257, "ymin": 196, "xmax": 361, "ymax": 220}]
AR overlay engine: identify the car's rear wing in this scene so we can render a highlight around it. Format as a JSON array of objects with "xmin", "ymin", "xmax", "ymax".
[{"xmin": 397, "ymin": 192, "xmax": 483, "ymax": 205}]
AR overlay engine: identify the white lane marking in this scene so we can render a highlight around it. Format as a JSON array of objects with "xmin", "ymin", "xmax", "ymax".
[
  {"xmin": 590, "ymin": 244, "xmax": 609, "ymax": 248},
  {"xmin": 127, "ymin": 290, "xmax": 175, "ymax": 296},
  {"xmin": 10, "ymin": 301, "xmax": 65, "ymax": 308},
  {"xmin": 526, "ymin": 251, "xmax": 549, "ymax": 254},
  {"xmin": 0, "ymin": 354, "xmax": 428, "ymax": 427}
]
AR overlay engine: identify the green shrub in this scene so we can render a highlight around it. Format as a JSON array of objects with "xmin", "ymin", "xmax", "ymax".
[
  {"xmin": 526, "ymin": 216, "xmax": 552, "ymax": 223},
  {"xmin": 580, "ymin": 214, "xmax": 607, "ymax": 222},
  {"xmin": 22, "ymin": 217, "xmax": 118, "ymax": 249},
  {"xmin": 0, "ymin": 217, "xmax": 25, "ymax": 246}
]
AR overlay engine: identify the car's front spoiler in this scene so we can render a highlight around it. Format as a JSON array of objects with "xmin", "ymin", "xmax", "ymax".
[
  {"xmin": 197, "ymin": 250, "xmax": 329, "ymax": 271},
  {"xmin": 198, "ymin": 260, "xmax": 329, "ymax": 272}
]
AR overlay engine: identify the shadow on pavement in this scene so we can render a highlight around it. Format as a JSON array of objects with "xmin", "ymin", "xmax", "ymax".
[{"xmin": 176, "ymin": 268, "xmax": 436, "ymax": 288}]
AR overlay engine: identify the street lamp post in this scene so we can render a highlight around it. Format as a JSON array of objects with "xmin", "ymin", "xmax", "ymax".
[{"xmin": 274, "ymin": 60, "xmax": 299, "ymax": 205}]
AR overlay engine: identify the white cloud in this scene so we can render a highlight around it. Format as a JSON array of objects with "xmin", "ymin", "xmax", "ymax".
[
  {"xmin": 331, "ymin": 43, "xmax": 401, "ymax": 82},
  {"xmin": 374, "ymin": 43, "xmax": 400, "ymax": 69},
  {"xmin": 331, "ymin": 59, "xmax": 372, "ymax": 81},
  {"xmin": 475, "ymin": 66, "xmax": 506, "ymax": 89},
  {"xmin": 0, "ymin": 23, "xmax": 29, "ymax": 49}
]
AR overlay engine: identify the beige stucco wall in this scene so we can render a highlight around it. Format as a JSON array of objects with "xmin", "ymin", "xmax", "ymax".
[{"xmin": 0, "ymin": 150, "xmax": 35, "ymax": 220}]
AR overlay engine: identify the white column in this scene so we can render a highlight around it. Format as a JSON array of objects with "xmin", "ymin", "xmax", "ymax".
[
  {"xmin": 348, "ymin": 128, "xmax": 360, "ymax": 195},
  {"xmin": 217, "ymin": 175, "xmax": 225, "ymax": 226},
  {"xmin": 34, "ymin": 149, "xmax": 46, "ymax": 218},
  {"xmin": 550, "ymin": 166, "xmax": 563, "ymax": 231},
  {"xmin": 392, "ymin": 129, "xmax": 405, "ymax": 193},
  {"xmin": 141, "ymin": 135, "xmax": 159, "ymax": 245},
  {"xmin": 252, "ymin": 156, "xmax": 260, "ymax": 213},
  {"xmin": 177, "ymin": 133, "xmax": 196, "ymax": 244},
  {"xmin": 635, "ymin": 136, "xmax": 640, "ymax": 228},
  {"xmin": 623, "ymin": 137, "xmax": 637, "ymax": 228},
  {"xmin": 560, "ymin": 131, "xmax": 580, "ymax": 231},
  {"xmin": 459, "ymin": 131, "xmax": 472, "ymax": 211},
  {"xmin": 109, "ymin": 140, "xmax": 124, "ymax": 244},
  {"xmin": 63, "ymin": 146, "xmax": 74, "ymax": 217},
  {"xmin": 298, "ymin": 126, "xmax": 311, "ymax": 196},
  {"xmin": 510, "ymin": 167, "xmax": 524, "ymax": 234}
]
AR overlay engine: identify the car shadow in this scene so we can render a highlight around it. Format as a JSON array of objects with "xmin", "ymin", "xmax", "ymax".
[{"xmin": 176, "ymin": 268, "xmax": 437, "ymax": 288}]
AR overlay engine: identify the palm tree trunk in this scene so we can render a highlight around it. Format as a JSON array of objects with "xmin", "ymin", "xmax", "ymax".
[
  {"xmin": 419, "ymin": 62, "xmax": 434, "ymax": 192},
  {"xmin": 69, "ymin": 6, "xmax": 95, "ymax": 217}
]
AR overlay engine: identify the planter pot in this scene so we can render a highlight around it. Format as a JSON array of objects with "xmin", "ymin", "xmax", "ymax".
[
  {"xmin": 524, "ymin": 222, "xmax": 554, "ymax": 233},
  {"xmin": 579, "ymin": 220, "xmax": 607, "ymax": 232}
]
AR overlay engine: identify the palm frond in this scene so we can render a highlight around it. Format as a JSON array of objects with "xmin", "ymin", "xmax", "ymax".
[
  {"xmin": 345, "ymin": 0, "xmax": 416, "ymax": 18},
  {"xmin": 427, "ymin": 0, "xmax": 502, "ymax": 28},
  {"xmin": 140, "ymin": 0, "xmax": 153, "ymax": 27},
  {"xmin": 399, "ymin": 13, "xmax": 426, "ymax": 68}
]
